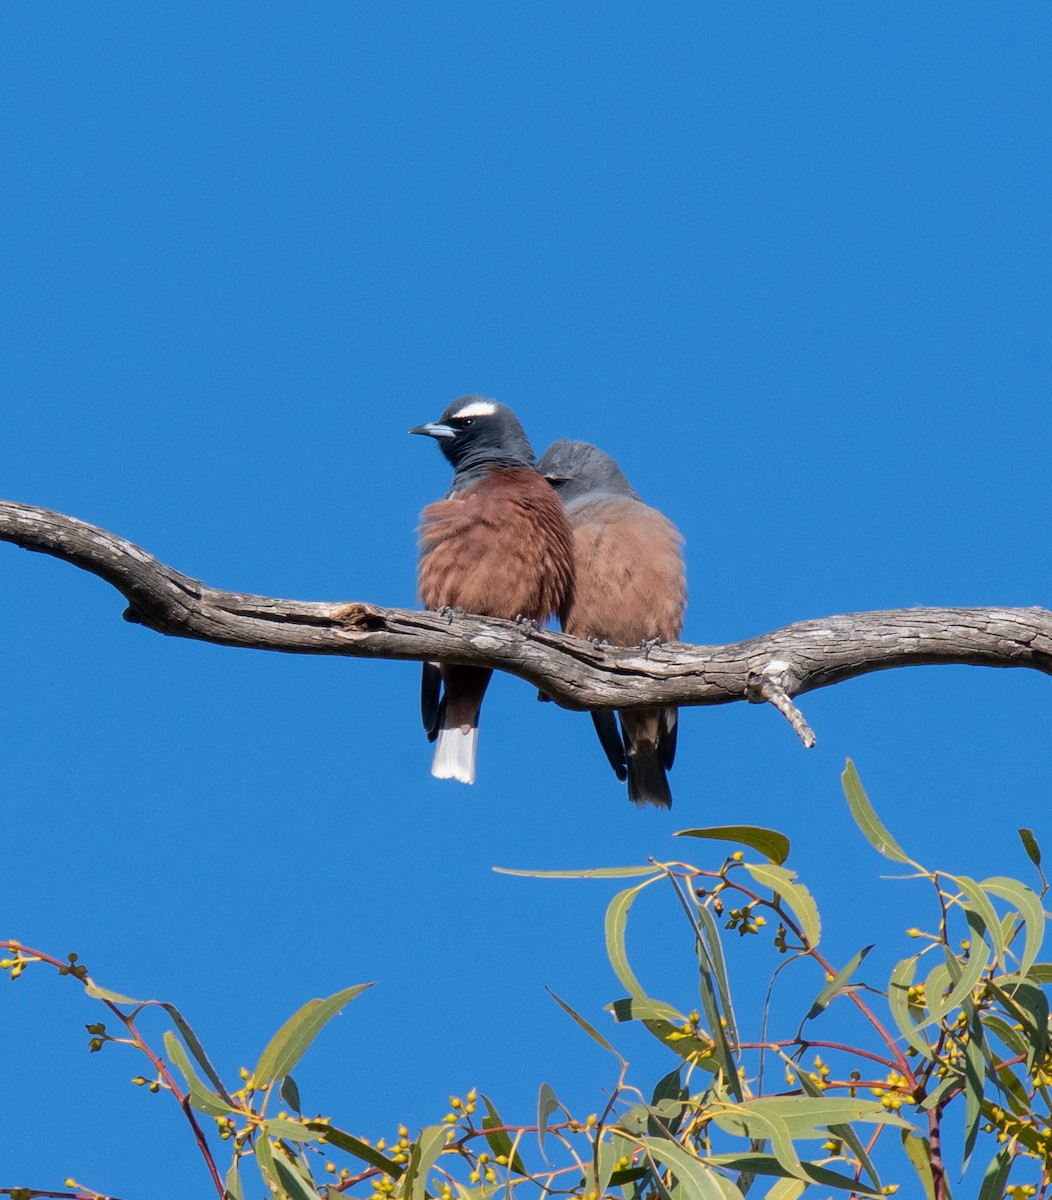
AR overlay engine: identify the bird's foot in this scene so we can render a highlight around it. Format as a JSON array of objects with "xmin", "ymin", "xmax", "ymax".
[
  {"xmin": 587, "ymin": 635, "xmax": 612, "ymax": 648},
  {"xmin": 640, "ymin": 637, "xmax": 663, "ymax": 658},
  {"xmin": 435, "ymin": 605, "xmax": 466, "ymax": 624},
  {"xmin": 514, "ymin": 614, "xmax": 540, "ymax": 632}
]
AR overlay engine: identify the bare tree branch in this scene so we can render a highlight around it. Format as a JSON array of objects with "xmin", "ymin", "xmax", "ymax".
[{"xmin": 3, "ymin": 500, "xmax": 1050, "ymax": 745}]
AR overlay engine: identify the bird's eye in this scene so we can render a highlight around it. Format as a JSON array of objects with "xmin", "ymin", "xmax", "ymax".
[{"xmin": 460, "ymin": 418, "xmax": 474, "ymax": 427}]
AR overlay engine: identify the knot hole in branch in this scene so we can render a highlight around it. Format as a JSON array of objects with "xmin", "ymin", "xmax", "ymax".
[{"xmin": 331, "ymin": 602, "xmax": 388, "ymax": 633}]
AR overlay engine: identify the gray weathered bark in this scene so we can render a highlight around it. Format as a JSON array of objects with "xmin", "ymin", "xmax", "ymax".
[{"xmin": 2, "ymin": 500, "xmax": 1050, "ymax": 747}]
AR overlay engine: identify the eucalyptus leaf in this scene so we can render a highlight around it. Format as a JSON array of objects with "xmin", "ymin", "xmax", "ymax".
[
  {"xmin": 264, "ymin": 1117, "xmax": 319, "ymax": 1144},
  {"xmin": 919, "ymin": 962, "xmax": 954, "ymax": 1030},
  {"xmin": 708, "ymin": 1105, "xmax": 807, "ymax": 1181},
  {"xmin": 952, "ymin": 875, "xmax": 1006, "ymax": 968},
  {"xmin": 918, "ymin": 1071, "xmax": 960, "ymax": 1113},
  {"xmin": 710, "ymin": 1175, "xmax": 748, "ymax": 1200},
  {"xmin": 804, "ymin": 945, "xmax": 873, "ymax": 1021},
  {"xmin": 984, "ymin": 876, "xmax": 1045, "ymax": 979},
  {"xmin": 481, "ymin": 1095, "xmax": 526, "ymax": 1174},
  {"xmin": 254, "ymin": 984, "xmax": 373, "ymax": 1085},
  {"xmin": 83, "ymin": 981, "xmax": 145, "ymax": 1006},
  {"xmin": 280, "ymin": 1075, "xmax": 302, "ymax": 1115},
  {"xmin": 796, "ymin": 1070, "xmax": 882, "ymax": 1192},
  {"xmin": 160, "ymin": 1002, "xmax": 236, "ymax": 1104},
  {"xmin": 647, "ymin": 1022, "xmax": 721, "ymax": 1068},
  {"xmin": 638, "ymin": 1136, "xmax": 735, "ymax": 1200},
  {"xmin": 744, "ymin": 863, "xmax": 820, "ymax": 948},
  {"xmin": 493, "ymin": 865, "xmax": 663, "ymax": 879},
  {"xmin": 841, "ymin": 760, "xmax": 916, "ymax": 865},
  {"xmin": 608, "ymin": 998, "xmax": 717, "ymax": 1066},
  {"xmin": 651, "ymin": 1065, "xmax": 687, "ymax": 1106},
  {"xmin": 256, "ymin": 1136, "xmax": 278, "ymax": 1197},
  {"xmin": 694, "ymin": 954, "xmax": 742, "ymax": 1099},
  {"xmin": 961, "ymin": 1004, "xmax": 984, "ymax": 1175},
  {"xmin": 225, "ymin": 1157, "xmax": 245, "ymax": 1200},
  {"xmin": 537, "ymin": 1081, "xmax": 559, "ymax": 1156},
  {"xmin": 272, "ymin": 1151, "xmax": 323, "ymax": 1200},
  {"xmin": 605, "ymin": 876, "xmax": 663, "ymax": 1001},
  {"xmin": 932, "ymin": 908, "xmax": 991, "ymax": 1019},
  {"xmin": 608, "ymin": 1166, "xmax": 648, "ymax": 1188},
  {"xmin": 887, "ymin": 956, "xmax": 934, "ymax": 1058},
  {"xmin": 694, "ymin": 900, "xmax": 740, "ymax": 1053},
  {"xmin": 584, "ymin": 1135, "xmax": 620, "ymax": 1198},
  {"xmin": 979, "ymin": 1013, "xmax": 1029, "ymax": 1058},
  {"xmin": 163, "ymin": 1030, "xmax": 238, "ymax": 1118},
  {"xmin": 763, "ymin": 1182, "xmax": 806, "ymax": 1200},
  {"xmin": 1019, "ymin": 827, "xmax": 1044, "ymax": 880},
  {"xmin": 725, "ymin": 1096, "xmax": 911, "ymax": 1137},
  {"xmin": 900, "ymin": 1132, "xmax": 937, "ymax": 1200},
  {"xmin": 661, "ymin": 870, "xmax": 740, "ymax": 1058},
  {"xmin": 620, "ymin": 1103, "xmax": 651, "ymax": 1135},
  {"xmin": 608, "ymin": 996, "xmax": 684, "ymax": 1024},
  {"xmin": 706, "ymin": 1151, "xmax": 881, "ymax": 1195},
  {"xmin": 992, "ymin": 1062, "xmax": 1032, "ymax": 1114},
  {"xmin": 674, "ymin": 826, "xmax": 791, "ymax": 866},
  {"xmin": 306, "ymin": 1123, "xmax": 403, "ymax": 1177},
  {"xmin": 976, "ymin": 1147, "xmax": 1012, "ymax": 1200},
  {"xmin": 401, "ymin": 1124, "xmax": 448, "ymax": 1200},
  {"xmin": 547, "ymin": 987, "xmax": 624, "ymax": 1062},
  {"xmin": 990, "ymin": 978, "xmax": 1049, "ymax": 1068},
  {"xmin": 650, "ymin": 1097, "xmax": 687, "ymax": 1124}
]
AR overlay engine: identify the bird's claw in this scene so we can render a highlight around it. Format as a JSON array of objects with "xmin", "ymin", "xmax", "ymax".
[
  {"xmin": 435, "ymin": 605, "xmax": 465, "ymax": 624},
  {"xmin": 587, "ymin": 635, "xmax": 612, "ymax": 648},
  {"xmin": 640, "ymin": 637, "xmax": 663, "ymax": 657},
  {"xmin": 515, "ymin": 614, "xmax": 540, "ymax": 632}
]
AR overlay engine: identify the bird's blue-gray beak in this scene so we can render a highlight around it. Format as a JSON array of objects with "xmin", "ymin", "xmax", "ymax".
[{"xmin": 409, "ymin": 422, "xmax": 457, "ymax": 440}]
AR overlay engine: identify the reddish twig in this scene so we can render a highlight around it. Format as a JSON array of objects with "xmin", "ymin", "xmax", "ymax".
[{"xmin": 0, "ymin": 941, "xmax": 225, "ymax": 1199}]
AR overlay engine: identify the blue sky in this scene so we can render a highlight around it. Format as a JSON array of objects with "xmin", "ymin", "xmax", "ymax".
[{"xmin": 1, "ymin": 3, "xmax": 1050, "ymax": 1196}]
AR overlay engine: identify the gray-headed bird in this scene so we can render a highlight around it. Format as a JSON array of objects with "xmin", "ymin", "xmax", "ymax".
[
  {"xmin": 411, "ymin": 398, "xmax": 575, "ymax": 784},
  {"xmin": 537, "ymin": 438, "xmax": 686, "ymax": 808}
]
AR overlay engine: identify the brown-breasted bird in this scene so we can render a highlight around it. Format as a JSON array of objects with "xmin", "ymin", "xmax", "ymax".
[
  {"xmin": 411, "ymin": 397, "xmax": 575, "ymax": 783},
  {"xmin": 537, "ymin": 438, "xmax": 686, "ymax": 808}
]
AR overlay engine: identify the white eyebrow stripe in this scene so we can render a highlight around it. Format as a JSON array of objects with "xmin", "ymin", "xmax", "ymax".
[{"xmin": 452, "ymin": 400, "xmax": 497, "ymax": 418}]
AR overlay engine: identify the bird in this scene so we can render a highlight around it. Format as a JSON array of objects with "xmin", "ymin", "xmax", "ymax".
[
  {"xmin": 410, "ymin": 397, "xmax": 575, "ymax": 784},
  {"xmin": 536, "ymin": 438, "xmax": 686, "ymax": 808}
]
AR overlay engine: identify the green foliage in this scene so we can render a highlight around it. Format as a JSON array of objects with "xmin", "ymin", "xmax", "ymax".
[{"xmin": 3, "ymin": 760, "xmax": 1052, "ymax": 1200}]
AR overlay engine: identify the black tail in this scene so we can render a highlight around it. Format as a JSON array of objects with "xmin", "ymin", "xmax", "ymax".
[
  {"xmin": 659, "ymin": 706, "xmax": 679, "ymax": 770},
  {"xmin": 421, "ymin": 662, "xmax": 443, "ymax": 741},
  {"xmin": 590, "ymin": 709, "xmax": 628, "ymax": 781},
  {"xmin": 625, "ymin": 747, "xmax": 673, "ymax": 809}
]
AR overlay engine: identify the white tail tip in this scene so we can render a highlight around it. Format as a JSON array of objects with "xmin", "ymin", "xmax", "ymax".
[{"xmin": 431, "ymin": 725, "xmax": 478, "ymax": 784}]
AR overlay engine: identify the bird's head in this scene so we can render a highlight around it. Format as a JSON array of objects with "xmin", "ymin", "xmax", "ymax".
[
  {"xmin": 410, "ymin": 396, "xmax": 537, "ymax": 481},
  {"xmin": 537, "ymin": 438, "xmax": 640, "ymax": 506}
]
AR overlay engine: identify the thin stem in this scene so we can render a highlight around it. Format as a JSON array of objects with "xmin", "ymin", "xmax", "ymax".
[
  {"xmin": 738, "ymin": 1039, "xmax": 899, "ymax": 1071},
  {"xmin": 0, "ymin": 1193, "xmax": 127, "ymax": 1200},
  {"xmin": 928, "ymin": 1102, "xmax": 948, "ymax": 1200},
  {"xmin": 0, "ymin": 940, "xmax": 225, "ymax": 1200},
  {"xmin": 697, "ymin": 874, "xmax": 920, "ymax": 1091}
]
